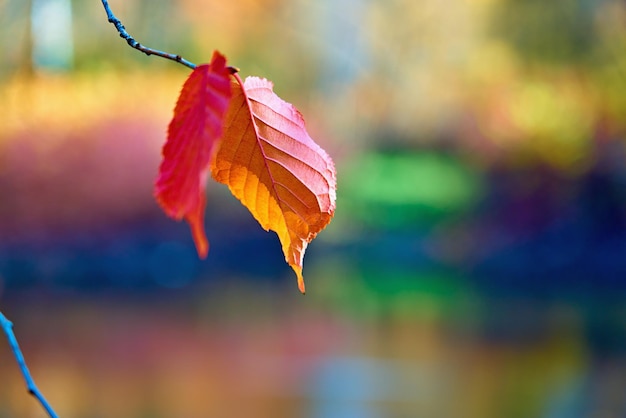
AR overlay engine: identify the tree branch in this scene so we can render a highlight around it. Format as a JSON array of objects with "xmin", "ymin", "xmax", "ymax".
[
  {"xmin": 100, "ymin": 0, "xmax": 197, "ymax": 70},
  {"xmin": 0, "ymin": 311, "xmax": 58, "ymax": 418}
]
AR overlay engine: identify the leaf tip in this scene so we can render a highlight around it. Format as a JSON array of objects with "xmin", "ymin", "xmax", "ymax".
[
  {"xmin": 295, "ymin": 268, "xmax": 306, "ymax": 295},
  {"xmin": 191, "ymin": 228, "xmax": 209, "ymax": 259},
  {"xmin": 185, "ymin": 194, "xmax": 209, "ymax": 259}
]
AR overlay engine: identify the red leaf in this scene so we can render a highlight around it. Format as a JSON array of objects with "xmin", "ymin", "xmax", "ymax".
[
  {"xmin": 154, "ymin": 51, "xmax": 232, "ymax": 258},
  {"xmin": 212, "ymin": 75, "xmax": 337, "ymax": 293}
]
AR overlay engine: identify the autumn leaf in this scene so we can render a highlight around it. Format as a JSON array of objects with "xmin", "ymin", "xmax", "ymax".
[
  {"xmin": 154, "ymin": 51, "xmax": 232, "ymax": 258},
  {"xmin": 153, "ymin": 51, "xmax": 336, "ymax": 293},
  {"xmin": 211, "ymin": 75, "xmax": 337, "ymax": 293}
]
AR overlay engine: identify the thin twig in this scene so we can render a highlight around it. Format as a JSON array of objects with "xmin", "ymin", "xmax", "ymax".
[
  {"xmin": 100, "ymin": 0, "xmax": 197, "ymax": 70},
  {"xmin": 0, "ymin": 311, "xmax": 59, "ymax": 418}
]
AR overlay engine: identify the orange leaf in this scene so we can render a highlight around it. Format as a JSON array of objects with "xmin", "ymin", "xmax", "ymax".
[
  {"xmin": 154, "ymin": 51, "xmax": 232, "ymax": 258},
  {"xmin": 212, "ymin": 75, "xmax": 337, "ymax": 293}
]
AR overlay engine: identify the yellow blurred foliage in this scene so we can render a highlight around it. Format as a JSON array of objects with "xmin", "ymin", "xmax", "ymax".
[{"xmin": 0, "ymin": 71, "xmax": 182, "ymax": 144}]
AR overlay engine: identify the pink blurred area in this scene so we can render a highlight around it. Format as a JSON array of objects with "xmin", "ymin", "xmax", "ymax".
[{"xmin": 0, "ymin": 74, "xmax": 176, "ymax": 242}]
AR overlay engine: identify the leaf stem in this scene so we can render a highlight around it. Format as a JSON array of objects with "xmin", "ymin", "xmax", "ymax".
[
  {"xmin": 100, "ymin": 0, "xmax": 197, "ymax": 70},
  {"xmin": 0, "ymin": 311, "xmax": 59, "ymax": 418}
]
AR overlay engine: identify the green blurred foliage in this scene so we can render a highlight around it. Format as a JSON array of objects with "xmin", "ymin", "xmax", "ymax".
[
  {"xmin": 340, "ymin": 151, "xmax": 484, "ymax": 229},
  {"xmin": 492, "ymin": 0, "xmax": 597, "ymax": 65}
]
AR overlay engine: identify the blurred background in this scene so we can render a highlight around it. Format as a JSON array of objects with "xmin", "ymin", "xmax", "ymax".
[{"xmin": 1, "ymin": 0, "xmax": 626, "ymax": 417}]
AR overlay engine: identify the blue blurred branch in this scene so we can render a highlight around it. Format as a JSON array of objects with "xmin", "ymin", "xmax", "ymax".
[
  {"xmin": 100, "ymin": 0, "xmax": 197, "ymax": 70},
  {"xmin": 0, "ymin": 311, "xmax": 58, "ymax": 418}
]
